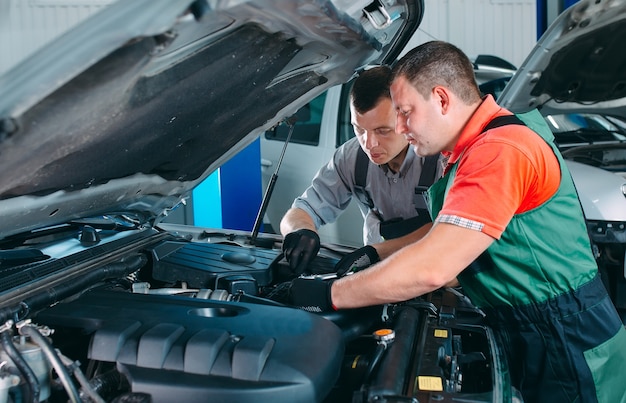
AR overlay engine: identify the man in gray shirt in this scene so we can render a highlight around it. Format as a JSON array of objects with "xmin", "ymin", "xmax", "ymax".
[{"xmin": 280, "ymin": 66, "xmax": 441, "ymax": 275}]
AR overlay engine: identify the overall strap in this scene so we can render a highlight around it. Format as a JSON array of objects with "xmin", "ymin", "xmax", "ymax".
[
  {"xmin": 354, "ymin": 147, "xmax": 440, "ymax": 213},
  {"xmin": 354, "ymin": 146, "xmax": 369, "ymax": 189},
  {"xmin": 481, "ymin": 114, "xmax": 525, "ymax": 133},
  {"xmin": 419, "ymin": 155, "xmax": 439, "ymax": 187},
  {"xmin": 413, "ymin": 154, "xmax": 440, "ymax": 212},
  {"xmin": 354, "ymin": 147, "xmax": 374, "ymax": 209}
]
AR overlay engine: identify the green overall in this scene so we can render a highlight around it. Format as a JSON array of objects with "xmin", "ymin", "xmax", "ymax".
[{"xmin": 427, "ymin": 109, "xmax": 626, "ymax": 402}]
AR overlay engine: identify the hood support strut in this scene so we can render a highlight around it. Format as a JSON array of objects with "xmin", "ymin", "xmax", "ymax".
[{"xmin": 249, "ymin": 115, "xmax": 298, "ymax": 245}]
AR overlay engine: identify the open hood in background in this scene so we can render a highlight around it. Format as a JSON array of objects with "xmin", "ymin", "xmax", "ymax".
[
  {"xmin": 0, "ymin": 0, "xmax": 423, "ymax": 240},
  {"xmin": 499, "ymin": 0, "xmax": 626, "ymax": 117}
]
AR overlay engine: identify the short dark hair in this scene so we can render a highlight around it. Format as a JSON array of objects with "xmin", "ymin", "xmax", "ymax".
[
  {"xmin": 349, "ymin": 65, "xmax": 392, "ymax": 114},
  {"xmin": 392, "ymin": 41, "xmax": 481, "ymax": 104}
]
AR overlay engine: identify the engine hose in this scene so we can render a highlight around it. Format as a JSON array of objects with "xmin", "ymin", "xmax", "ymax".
[
  {"xmin": 58, "ymin": 353, "xmax": 105, "ymax": 403},
  {"xmin": 0, "ymin": 306, "xmax": 25, "ymax": 326},
  {"xmin": 0, "ymin": 330, "xmax": 40, "ymax": 403},
  {"xmin": 85, "ymin": 369, "xmax": 130, "ymax": 401},
  {"xmin": 364, "ymin": 343, "xmax": 386, "ymax": 383},
  {"xmin": 0, "ymin": 255, "xmax": 147, "ymax": 325},
  {"xmin": 21, "ymin": 254, "xmax": 147, "ymax": 314},
  {"xmin": 19, "ymin": 325, "xmax": 81, "ymax": 403}
]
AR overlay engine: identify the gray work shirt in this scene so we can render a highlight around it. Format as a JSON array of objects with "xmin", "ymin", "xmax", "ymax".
[{"xmin": 292, "ymin": 137, "xmax": 439, "ymax": 245}]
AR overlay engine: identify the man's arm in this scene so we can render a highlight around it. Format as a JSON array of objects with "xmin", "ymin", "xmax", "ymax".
[
  {"xmin": 333, "ymin": 221, "xmax": 434, "ymax": 276},
  {"xmin": 372, "ymin": 222, "xmax": 433, "ymax": 259},
  {"xmin": 331, "ymin": 222, "xmax": 494, "ymax": 308},
  {"xmin": 280, "ymin": 207, "xmax": 317, "ymax": 235}
]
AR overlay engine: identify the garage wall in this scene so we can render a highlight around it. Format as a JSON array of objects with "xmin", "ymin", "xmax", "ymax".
[
  {"xmin": 1, "ymin": 0, "xmax": 538, "ymax": 76},
  {"xmin": 404, "ymin": 0, "xmax": 537, "ymax": 68},
  {"xmin": 0, "ymin": 0, "xmax": 114, "ymax": 76}
]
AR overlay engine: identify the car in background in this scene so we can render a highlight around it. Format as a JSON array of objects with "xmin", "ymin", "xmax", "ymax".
[
  {"xmin": 473, "ymin": 53, "xmax": 517, "ymax": 94},
  {"xmin": 261, "ymin": 82, "xmax": 365, "ymax": 246},
  {"xmin": 261, "ymin": 1, "xmax": 626, "ymax": 321}
]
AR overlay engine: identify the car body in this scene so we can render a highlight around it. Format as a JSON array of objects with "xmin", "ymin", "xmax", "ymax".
[
  {"xmin": 0, "ymin": 1, "xmax": 525, "ymax": 402},
  {"xmin": 262, "ymin": 0, "xmax": 626, "ymax": 321}
]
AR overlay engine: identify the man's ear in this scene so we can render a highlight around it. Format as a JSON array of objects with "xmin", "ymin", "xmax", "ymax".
[{"xmin": 432, "ymin": 86, "xmax": 451, "ymax": 115}]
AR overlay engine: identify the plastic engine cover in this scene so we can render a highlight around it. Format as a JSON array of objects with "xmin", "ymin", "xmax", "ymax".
[{"xmin": 35, "ymin": 289, "xmax": 344, "ymax": 403}]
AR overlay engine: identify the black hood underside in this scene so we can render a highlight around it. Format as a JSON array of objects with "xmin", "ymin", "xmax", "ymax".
[
  {"xmin": 1, "ymin": 24, "xmax": 320, "ymax": 198},
  {"xmin": 531, "ymin": 22, "xmax": 626, "ymax": 104}
]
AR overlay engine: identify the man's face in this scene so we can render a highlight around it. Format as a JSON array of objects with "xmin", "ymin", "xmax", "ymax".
[
  {"xmin": 390, "ymin": 76, "xmax": 451, "ymax": 156},
  {"xmin": 350, "ymin": 97, "xmax": 408, "ymax": 165}
]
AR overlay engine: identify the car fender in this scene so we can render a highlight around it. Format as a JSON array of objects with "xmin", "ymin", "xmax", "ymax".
[{"xmin": 566, "ymin": 160, "xmax": 626, "ymax": 222}]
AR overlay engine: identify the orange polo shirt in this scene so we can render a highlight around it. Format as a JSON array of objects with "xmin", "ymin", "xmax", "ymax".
[{"xmin": 437, "ymin": 96, "xmax": 560, "ymax": 239}]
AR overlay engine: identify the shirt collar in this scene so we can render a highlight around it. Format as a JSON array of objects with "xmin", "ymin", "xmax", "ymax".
[
  {"xmin": 446, "ymin": 95, "xmax": 508, "ymax": 167},
  {"xmin": 379, "ymin": 145, "xmax": 416, "ymax": 177}
]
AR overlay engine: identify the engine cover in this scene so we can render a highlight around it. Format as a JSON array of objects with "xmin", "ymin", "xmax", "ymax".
[{"xmin": 36, "ymin": 290, "xmax": 344, "ymax": 403}]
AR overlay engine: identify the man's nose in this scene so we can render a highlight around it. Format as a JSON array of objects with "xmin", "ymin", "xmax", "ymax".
[
  {"xmin": 395, "ymin": 113, "xmax": 408, "ymax": 134},
  {"xmin": 364, "ymin": 133, "xmax": 378, "ymax": 149}
]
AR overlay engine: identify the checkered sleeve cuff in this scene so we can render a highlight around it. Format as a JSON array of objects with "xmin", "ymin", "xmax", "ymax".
[{"xmin": 436, "ymin": 214, "xmax": 484, "ymax": 232}]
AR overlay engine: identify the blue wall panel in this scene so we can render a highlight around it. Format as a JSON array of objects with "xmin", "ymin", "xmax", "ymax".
[
  {"xmin": 192, "ymin": 139, "xmax": 262, "ymax": 231},
  {"xmin": 192, "ymin": 170, "xmax": 222, "ymax": 228},
  {"xmin": 220, "ymin": 139, "xmax": 263, "ymax": 231}
]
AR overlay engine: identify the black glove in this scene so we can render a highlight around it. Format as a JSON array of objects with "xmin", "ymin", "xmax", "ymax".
[
  {"xmin": 289, "ymin": 277, "xmax": 336, "ymax": 312},
  {"xmin": 282, "ymin": 229, "xmax": 321, "ymax": 275},
  {"xmin": 335, "ymin": 245, "xmax": 380, "ymax": 277}
]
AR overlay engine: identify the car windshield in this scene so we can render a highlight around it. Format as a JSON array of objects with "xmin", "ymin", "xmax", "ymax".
[
  {"xmin": 546, "ymin": 113, "xmax": 626, "ymax": 175},
  {"xmin": 545, "ymin": 113, "xmax": 626, "ymax": 149}
]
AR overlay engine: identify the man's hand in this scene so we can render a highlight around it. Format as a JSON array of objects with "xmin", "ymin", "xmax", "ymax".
[
  {"xmin": 289, "ymin": 278, "xmax": 335, "ymax": 312},
  {"xmin": 335, "ymin": 245, "xmax": 380, "ymax": 277},
  {"xmin": 282, "ymin": 229, "xmax": 321, "ymax": 275}
]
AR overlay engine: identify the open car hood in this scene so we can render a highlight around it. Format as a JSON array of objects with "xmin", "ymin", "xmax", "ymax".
[
  {"xmin": 499, "ymin": 0, "xmax": 626, "ymax": 117},
  {"xmin": 0, "ymin": 0, "xmax": 422, "ymax": 240}
]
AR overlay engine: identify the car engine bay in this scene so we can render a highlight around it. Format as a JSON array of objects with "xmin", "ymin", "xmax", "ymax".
[{"xmin": 0, "ymin": 223, "xmax": 516, "ymax": 403}]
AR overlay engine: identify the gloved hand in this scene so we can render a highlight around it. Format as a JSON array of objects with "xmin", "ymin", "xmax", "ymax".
[
  {"xmin": 282, "ymin": 229, "xmax": 321, "ymax": 275},
  {"xmin": 289, "ymin": 277, "xmax": 336, "ymax": 312},
  {"xmin": 335, "ymin": 245, "xmax": 380, "ymax": 277}
]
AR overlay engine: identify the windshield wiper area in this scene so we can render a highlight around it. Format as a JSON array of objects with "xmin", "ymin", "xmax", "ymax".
[
  {"xmin": 555, "ymin": 128, "xmax": 626, "ymax": 146},
  {"xmin": 0, "ymin": 214, "xmax": 145, "ymax": 248},
  {"xmin": 71, "ymin": 214, "xmax": 144, "ymax": 231}
]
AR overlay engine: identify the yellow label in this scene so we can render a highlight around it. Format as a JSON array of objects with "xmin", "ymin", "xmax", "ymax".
[
  {"xmin": 434, "ymin": 329, "xmax": 448, "ymax": 338},
  {"xmin": 418, "ymin": 376, "xmax": 443, "ymax": 391}
]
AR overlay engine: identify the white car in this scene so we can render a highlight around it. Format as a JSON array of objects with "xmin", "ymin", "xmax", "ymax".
[{"xmin": 261, "ymin": 1, "xmax": 626, "ymax": 321}]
